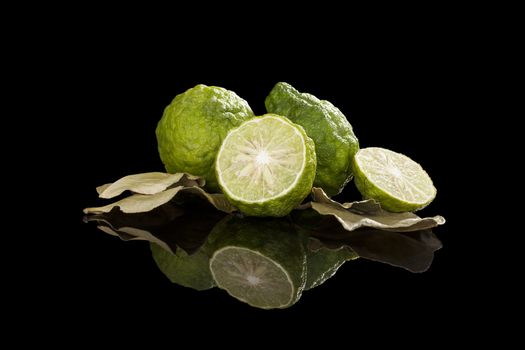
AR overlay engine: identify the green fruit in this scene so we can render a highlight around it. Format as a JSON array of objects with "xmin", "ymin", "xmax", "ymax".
[
  {"xmin": 265, "ymin": 82, "xmax": 359, "ymax": 197},
  {"xmin": 216, "ymin": 114, "xmax": 316, "ymax": 217},
  {"xmin": 156, "ymin": 84, "xmax": 254, "ymax": 192},
  {"xmin": 352, "ymin": 147, "xmax": 437, "ymax": 212},
  {"xmin": 207, "ymin": 216, "xmax": 307, "ymax": 309},
  {"xmin": 150, "ymin": 243, "xmax": 215, "ymax": 291},
  {"xmin": 305, "ymin": 245, "xmax": 358, "ymax": 290}
]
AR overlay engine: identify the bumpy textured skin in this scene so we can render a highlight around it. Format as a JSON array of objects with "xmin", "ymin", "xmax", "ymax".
[
  {"xmin": 351, "ymin": 156, "xmax": 433, "ymax": 212},
  {"xmin": 304, "ymin": 247, "xmax": 358, "ymax": 290},
  {"xmin": 217, "ymin": 115, "xmax": 317, "ymax": 217},
  {"xmin": 207, "ymin": 216, "xmax": 307, "ymax": 307},
  {"xmin": 156, "ymin": 84, "xmax": 254, "ymax": 192},
  {"xmin": 150, "ymin": 243, "xmax": 215, "ymax": 291},
  {"xmin": 265, "ymin": 82, "xmax": 359, "ymax": 197}
]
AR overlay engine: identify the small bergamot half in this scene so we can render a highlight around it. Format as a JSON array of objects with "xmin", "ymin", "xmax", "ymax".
[
  {"xmin": 215, "ymin": 114, "xmax": 316, "ymax": 217},
  {"xmin": 352, "ymin": 147, "xmax": 437, "ymax": 212}
]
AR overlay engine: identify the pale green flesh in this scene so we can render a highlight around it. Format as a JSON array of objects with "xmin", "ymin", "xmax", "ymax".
[
  {"xmin": 210, "ymin": 247, "xmax": 294, "ymax": 309},
  {"xmin": 217, "ymin": 116, "xmax": 305, "ymax": 202},
  {"xmin": 356, "ymin": 147, "xmax": 435, "ymax": 204}
]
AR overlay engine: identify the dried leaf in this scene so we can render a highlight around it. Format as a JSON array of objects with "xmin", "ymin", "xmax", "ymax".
[
  {"xmin": 310, "ymin": 187, "xmax": 445, "ymax": 232},
  {"xmin": 98, "ymin": 172, "xmax": 204, "ymax": 199},
  {"xmin": 336, "ymin": 229, "xmax": 440, "ymax": 273},
  {"xmin": 96, "ymin": 183, "xmax": 112, "ymax": 195},
  {"xmin": 180, "ymin": 187, "xmax": 236, "ymax": 214},
  {"xmin": 95, "ymin": 224, "xmax": 175, "ymax": 254},
  {"xmin": 294, "ymin": 211, "xmax": 442, "ymax": 273},
  {"xmin": 84, "ymin": 185, "xmax": 236, "ymax": 215},
  {"xmin": 85, "ymin": 186, "xmax": 186, "ymax": 214},
  {"xmin": 85, "ymin": 202, "xmax": 226, "ymax": 255}
]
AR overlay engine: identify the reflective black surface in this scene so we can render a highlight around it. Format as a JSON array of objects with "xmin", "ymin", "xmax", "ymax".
[{"xmin": 84, "ymin": 195, "xmax": 442, "ymax": 309}]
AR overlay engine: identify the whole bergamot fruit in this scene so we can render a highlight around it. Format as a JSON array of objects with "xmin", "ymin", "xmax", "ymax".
[
  {"xmin": 265, "ymin": 82, "xmax": 359, "ymax": 197},
  {"xmin": 156, "ymin": 84, "xmax": 254, "ymax": 192}
]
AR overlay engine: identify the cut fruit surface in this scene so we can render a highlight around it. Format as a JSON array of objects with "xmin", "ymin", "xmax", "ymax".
[
  {"xmin": 210, "ymin": 247, "xmax": 295, "ymax": 309},
  {"xmin": 206, "ymin": 216, "xmax": 306, "ymax": 309},
  {"xmin": 216, "ymin": 114, "xmax": 316, "ymax": 217},
  {"xmin": 352, "ymin": 147, "xmax": 436, "ymax": 212}
]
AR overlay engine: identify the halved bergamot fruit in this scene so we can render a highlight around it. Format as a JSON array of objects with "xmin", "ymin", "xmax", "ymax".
[
  {"xmin": 216, "ymin": 114, "xmax": 316, "ymax": 217},
  {"xmin": 352, "ymin": 147, "xmax": 436, "ymax": 212},
  {"xmin": 208, "ymin": 216, "xmax": 307, "ymax": 309}
]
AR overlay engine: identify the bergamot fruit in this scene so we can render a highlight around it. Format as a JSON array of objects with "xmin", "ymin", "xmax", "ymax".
[
  {"xmin": 156, "ymin": 84, "xmax": 254, "ymax": 192},
  {"xmin": 352, "ymin": 147, "xmax": 437, "ymax": 212},
  {"xmin": 265, "ymin": 82, "xmax": 359, "ymax": 197},
  {"xmin": 150, "ymin": 243, "xmax": 215, "ymax": 291},
  {"xmin": 304, "ymin": 245, "xmax": 358, "ymax": 290},
  {"xmin": 207, "ymin": 216, "xmax": 307, "ymax": 309},
  {"xmin": 215, "ymin": 114, "xmax": 316, "ymax": 217}
]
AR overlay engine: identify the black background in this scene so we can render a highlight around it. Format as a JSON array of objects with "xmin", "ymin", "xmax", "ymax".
[{"xmin": 32, "ymin": 20, "xmax": 482, "ymax": 338}]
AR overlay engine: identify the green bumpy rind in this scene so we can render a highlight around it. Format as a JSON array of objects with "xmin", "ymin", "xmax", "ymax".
[
  {"xmin": 217, "ymin": 115, "xmax": 317, "ymax": 217},
  {"xmin": 304, "ymin": 247, "xmax": 358, "ymax": 290},
  {"xmin": 351, "ymin": 156, "xmax": 433, "ymax": 212},
  {"xmin": 265, "ymin": 82, "xmax": 359, "ymax": 197},
  {"xmin": 156, "ymin": 84, "xmax": 254, "ymax": 192},
  {"xmin": 150, "ymin": 243, "xmax": 216, "ymax": 291}
]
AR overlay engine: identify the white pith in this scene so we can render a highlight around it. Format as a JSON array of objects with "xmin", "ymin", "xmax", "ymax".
[
  {"xmin": 247, "ymin": 275, "xmax": 261, "ymax": 285},
  {"xmin": 216, "ymin": 116, "xmax": 307, "ymax": 203},
  {"xmin": 255, "ymin": 150, "xmax": 270, "ymax": 165}
]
